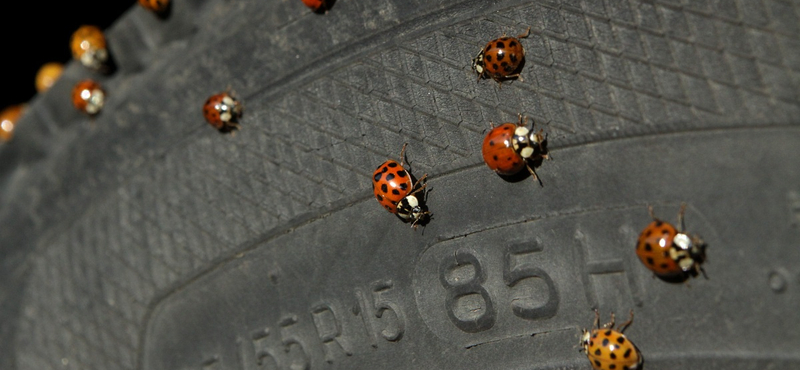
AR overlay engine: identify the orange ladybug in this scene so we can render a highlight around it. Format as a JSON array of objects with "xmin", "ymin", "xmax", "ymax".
[
  {"xmin": 71, "ymin": 80, "xmax": 105, "ymax": 115},
  {"xmin": 481, "ymin": 114, "xmax": 548, "ymax": 184},
  {"xmin": 70, "ymin": 25, "xmax": 108, "ymax": 71},
  {"xmin": 0, "ymin": 105, "xmax": 26, "ymax": 142},
  {"xmin": 636, "ymin": 205, "xmax": 706, "ymax": 278},
  {"xmin": 581, "ymin": 310, "xmax": 643, "ymax": 370},
  {"xmin": 202, "ymin": 91, "xmax": 243, "ymax": 133},
  {"xmin": 472, "ymin": 28, "xmax": 530, "ymax": 85},
  {"xmin": 372, "ymin": 144, "xmax": 429, "ymax": 228},
  {"xmin": 35, "ymin": 62, "xmax": 64, "ymax": 93},
  {"xmin": 138, "ymin": 0, "xmax": 170, "ymax": 14},
  {"xmin": 301, "ymin": 0, "xmax": 329, "ymax": 12}
]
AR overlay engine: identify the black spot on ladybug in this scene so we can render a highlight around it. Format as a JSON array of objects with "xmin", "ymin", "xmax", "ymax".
[
  {"xmin": 381, "ymin": 184, "xmax": 388, "ymax": 193},
  {"xmin": 509, "ymin": 40, "xmax": 517, "ymax": 47},
  {"xmin": 493, "ymin": 155, "xmax": 498, "ymax": 161},
  {"xmin": 381, "ymin": 166, "xmax": 388, "ymax": 173},
  {"xmin": 617, "ymin": 336, "xmax": 625, "ymax": 344},
  {"xmin": 392, "ymin": 189, "xmax": 400, "ymax": 195},
  {"xmin": 610, "ymin": 352, "xmax": 617, "ymax": 359},
  {"xmin": 660, "ymin": 263, "xmax": 669, "ymax": 269},
  {"xmin": 609, "ymin": 365, "xmax": 617, "ymax": 370},
  {"xmin": 376, "ymin": 194, "xmax": 383, "ymax": 201},
  {"xmin": 374, "ymin": 173, "xmax": 382, "ymax": 181},
  {"xmin": 492, "ymin": 63, "xmax": 499, "ymax": 70},
  {"xmin": 644, "ymin": 243, "xmax": 652, "ymax": 251},
  {"xmin": 624, "ymin": 348, "xmax": 632, "ymax": 358},
  {"xmin": 646, "ymin": 257, "xmax": 654, "ymax": 265},
  {"xmin": 645, "ymin": 229, "xmax": 653, "ymax": 237},
  {"xmin": 602, "ymin": 338, "xmax": 609, "ymax": 346},
  {"xmin": 504, "ymin": 65, "xmax": 514, "ymax": 72},
  {"xmin": 485, "ymin": 54, "xmax": 492, "ymax": 62},
  {"xmin": 655, "ymin": 220, "xmax": 663, "ymax": 226},
  {"xmin": 485, "ymin": 45, "xmax": 491, "ymax": 52},
  {"xmin": 622, "ymin": 366, "xmax": 630, "ymax": 370},
  {"xmin": 399, "ymin": 183, "xmax": 408, "ymax": 191},
  {"xmin": 489, "ymin": 140, "xmax": 495, "ymax": 146},
  {"xmin": 594, "ymin": 349, "xmax": 601, "ymax": 356},
  {"xmin": 388, "ymin": 162, "xmax": 398, "ymax": 168},
  {"xmin": 386, "ymin": 173, "xmax": 395, "ymax": 181},
  {"xmin": 397, "ymin": 170, "xmax": 407, "ymax": 178},
  {"xmin": 592, "ymin": 334, "xmax": 597, "ymax": 339},
  {"xmin": 384, "ymin": 205, "xmax": 391, "ymax": 210},
  {"xmin": 496, "ymin": 41, "xmax": 505, "ymax": 49},
  {"xmin": 501, "ymin": 61, "xmax": 508, "ymax": 67},
  {"xmin": 510, "ymin": 53, "xmax": 518, "ymax": 63},
  {"xmin": 496, "ymin": 52, "xmax": 505, "ymax": 61},
  {"xmin": 662, "ymin": 251, "xmax": 669, "ymax": 257},
  {"xmin": 604, "ymin": 330, "xmax": 612, "ymax": 336},
  {"xmin": 594, "ymin": 360, "xmax": 601, "ymax": 367}
]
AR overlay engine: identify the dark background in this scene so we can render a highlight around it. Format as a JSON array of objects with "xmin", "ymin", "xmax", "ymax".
[{"xmin": 0, "ymin": 1, "xmax": 135, "ymax": 110}]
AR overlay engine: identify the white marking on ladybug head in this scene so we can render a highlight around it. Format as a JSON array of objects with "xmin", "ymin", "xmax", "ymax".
[
  {"xmin": 580, "ymin": 330, "xmax": 591, "ymax": 351},
  {"xmin": 514, "ymin": 126, "xmax": 529, "ymax": 138},
  {"xmin": 405, "ymin": 195, "xmax": 419, "ymax": 208},
  {"xmin": 222, "ymin": 95, "xmax": 235, "ymax": 106},
  {"xmin": 520, "ymin": 147, "xmax": 534, "ymax": 158},
  {"xmin": 220, "ymin": 112, "xmax": 232, "ymax": 122},
  {"xmin": 85, "ymin": 89, "xmax": 105, "ymax": 114},
  {"xmin": 673, "ymin": 233, "xmax": 692, "ymax": 250}
]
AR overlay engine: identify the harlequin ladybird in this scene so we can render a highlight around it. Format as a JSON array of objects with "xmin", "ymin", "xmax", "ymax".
[
  {"xmin": 481, "ymin": 114, "xmax": 548, "ymax": 184},
  {"xmin": 70, "ymin": 25, "xmax": 108, "ymax": 71},
  {"xmin": 203, "ymin": 91, "xmax": 243, "ymax": 133},
  {"xmin": 0, "ymin": 104, "xmax": 25, "ymax": 142},
  {"xmin": 636, "ymin": 204, "xmax": 706, "ymax": 278},
  {"xmin": 473, "ymin": 27, "xmax": 530, "ymax": 85},
  {"xmin": 372, "ymin": 144, "xmax": 429, "ymax": 228},
  {"xmin": 138, "ymin": 0, "xmax": 170, "ymax": 14},
  {"xmin": 302, "ymin": 0, "xmax": 329, "ymax": 12},
  {"xmin": 35, "ymin": 62, "xmax": 64, "ymax": 93},
  {"xmin": 71, "ymin": 80, "xmax": 105, "ymax": 115},
  {"xmin": 581, "ymin": 310, "xmax": 643, "ymax": 370}
]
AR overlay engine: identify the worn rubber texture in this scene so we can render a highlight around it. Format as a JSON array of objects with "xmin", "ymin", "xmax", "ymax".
[{"xmin": 2, "ymin": 0, "xmax": 800, "ymax": 369}]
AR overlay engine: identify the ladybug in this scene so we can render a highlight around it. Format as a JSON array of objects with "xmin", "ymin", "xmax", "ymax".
[
  {"xmin": 636, "ymin": 204, "xmax": 706, "ymax": 278},
  {"xmin": 472, "ymin": 27, "xmax": 530, "ymax": 85},
  {"xmin": 301, "ymin": 0, "xmax": 329, "ymax": 12},
  {"xmin": 35, "ymin": 62, "xmax": 64, "ymax": 93},
  {"xmin": 581, "ymin": 310, "xmax": 643, "ymax": 370},
  {"xmin": 70, "ymin": 25, "xmax": 108, "ymax": 71},
  {"xmin": 202, "ymin": 91, "xmax": 243, "ymax": 133},
  {"xmin": 0, "ymin": 104, "xmax": 26, "ymax": 142},
  {"xmin": 138, "ymin": 0, "xmax": 170, "ymax": 14},
  {"xmin": 372, "ymin": 144, "xmax": 429, "ymax": 228},
  {"xmin": 71, "ymin": 80, "xmax": 105, "ymax": 115},
  {"xmin": 481, "ymin": 114, "xmax": 548, "ymax": 184}
]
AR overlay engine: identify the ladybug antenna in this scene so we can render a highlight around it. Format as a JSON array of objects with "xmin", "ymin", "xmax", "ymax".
[{"xmin": 592, "ymin": 309, "xmax": 600, "ymax": 330}]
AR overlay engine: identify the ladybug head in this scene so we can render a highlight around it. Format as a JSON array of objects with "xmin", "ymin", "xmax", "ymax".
[
  {"xmin": 472, "ymin": 51, "xmax": 485, "ymax": 75},
  {"xmin": 397, "ymin": 195, "xmax": 430, "ymax": 229},
  {"xmin": 579, "ymin": 329, "xmax": 591, "ymax": 352}
]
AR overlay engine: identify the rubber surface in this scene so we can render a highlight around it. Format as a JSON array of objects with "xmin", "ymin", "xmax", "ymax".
[{"xmin": 1, "ymin": 0, "xmax": 800, "ymax": 369}]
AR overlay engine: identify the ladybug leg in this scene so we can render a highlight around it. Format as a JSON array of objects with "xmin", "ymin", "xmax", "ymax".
[
  {"xmin": 604, "ymin": 311, "xmax": 616, "ymax": 329},
  {"xmin": 617, "ymin": 310, "xmax": 634, "ymax": 333},
  {"xmin": 399, "ymin": 143, "xmax": 409, "ymax": 166},
  {"xmin": 677, "ymin": 202, "xmax": 688, "ymax": 232},
  {"xmin": 593, "ymin": 309, "xmax": 600, "ymax": 330},
  {"xmin": 525, "ymin": 163, "xmax": 543, "ymax": 187},
  {"xmin": 517, "ymin": 26, "xmax": 531, "ymax": 39},
  {"xmin": 648, "ymin": 205, "xmax": 656, "ymax": 220},
  {"xmin": 408, "ymin": 174, "xmax": 429, "ymax": 196}
]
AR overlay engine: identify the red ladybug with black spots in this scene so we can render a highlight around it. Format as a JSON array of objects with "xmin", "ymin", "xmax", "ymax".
[
  {"xmin": 203, "ymin": 91, "xmax": 243, "ymax": 133},
  {"xmin": 372, "ymin": 144, "xmax": 429, "ymax": 228},
  {"xmin": 481, "ymin": 114, "xmax": 548, "ymax": 184},
  {"xmin": 302, "ymin": 0, "xmax": 330, "ymax": 12},
  {"xmin": 473, "ymin": 27, "xmax": 530, "ymax": 85},
  {"xmin": 636, "ymin": 204, "xmax": 706, "ymax": 279},
  {"xmin": 581, "ymin": 310, "xmax": 643, "ymax": 370}
]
